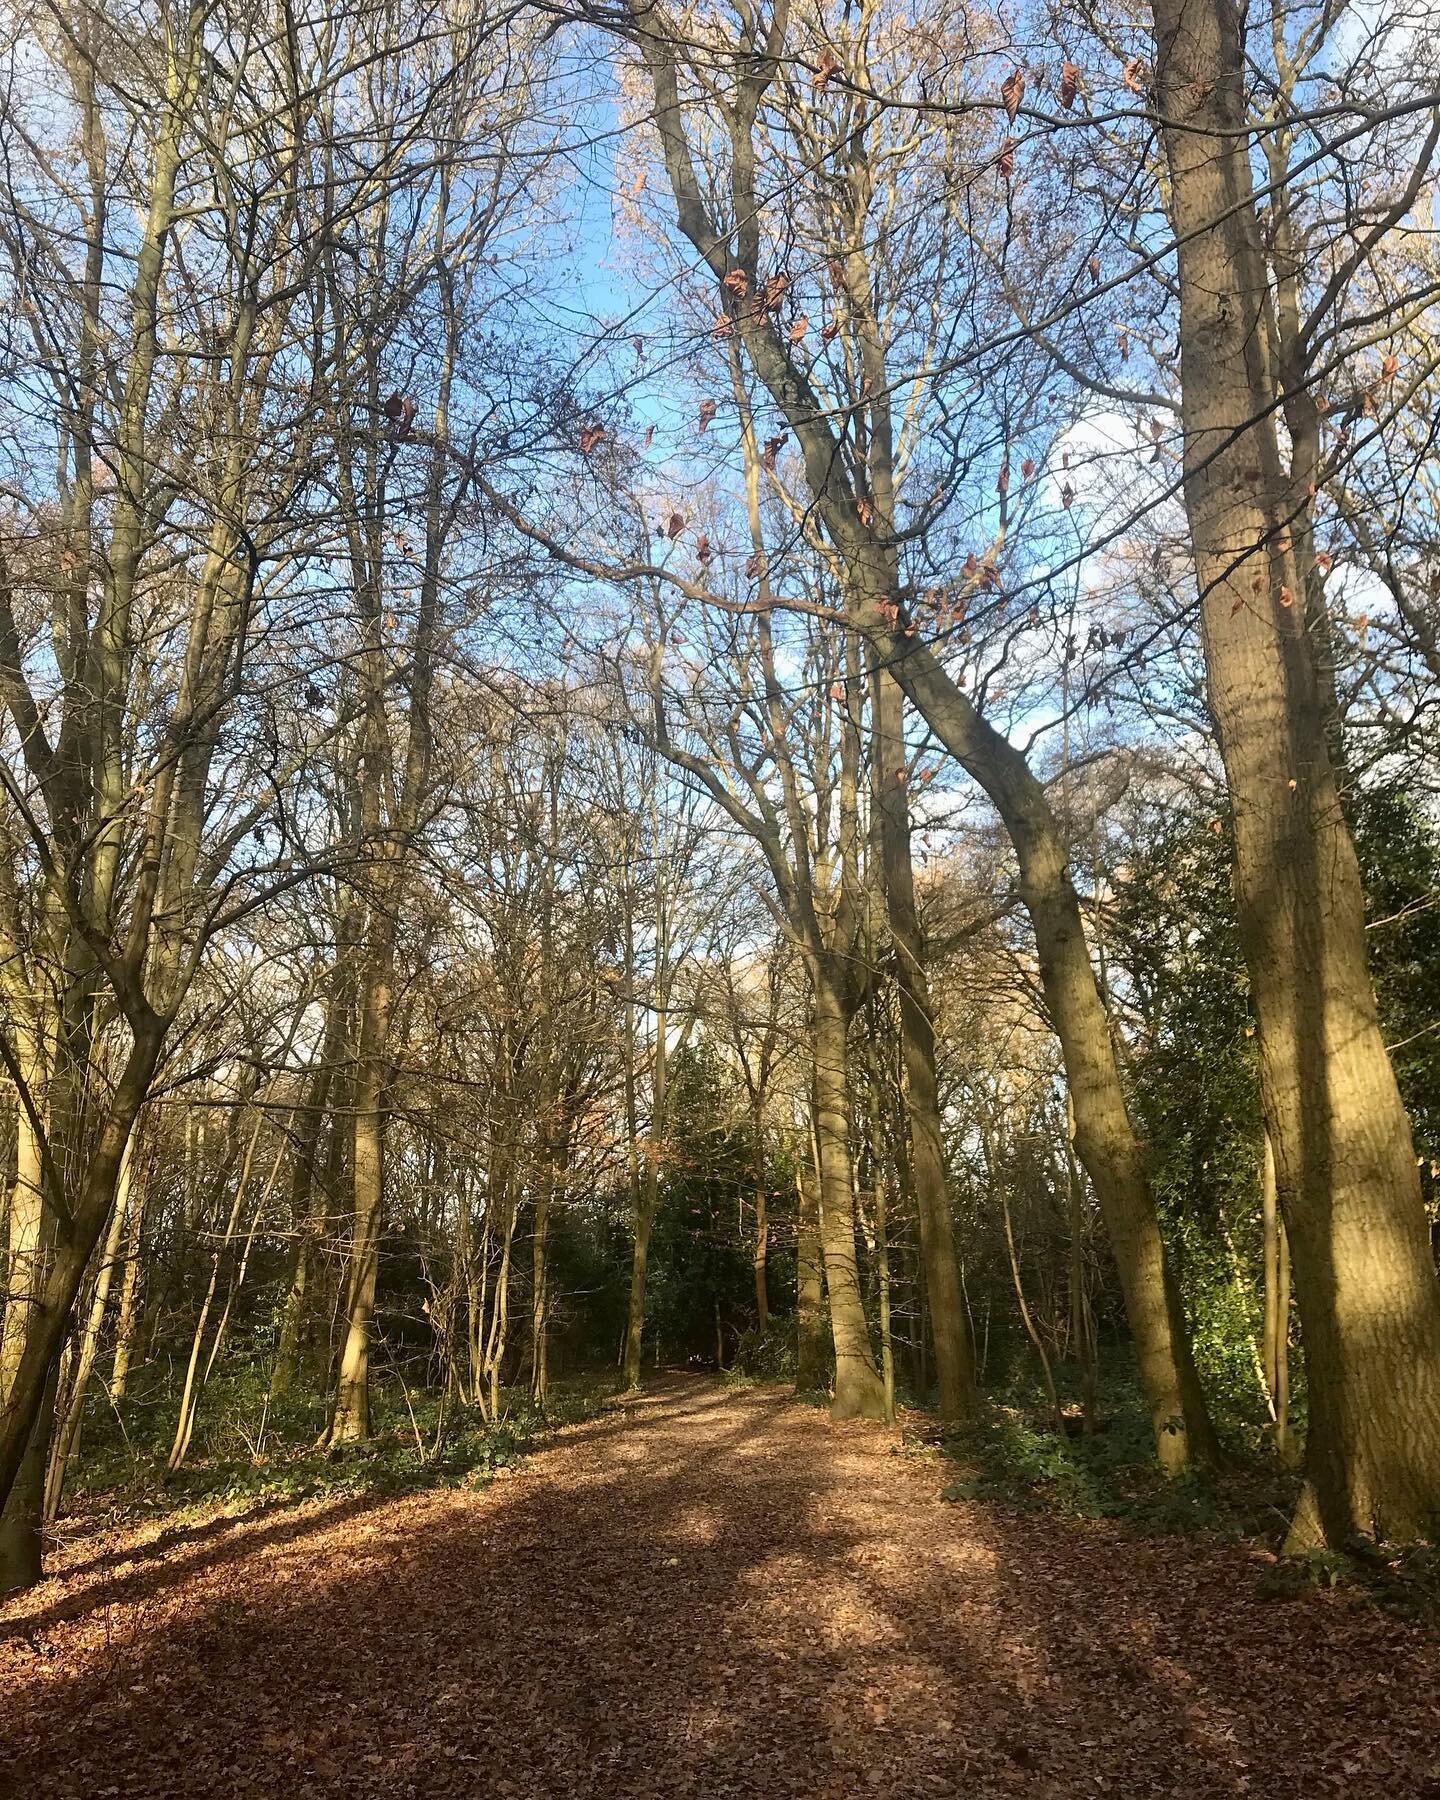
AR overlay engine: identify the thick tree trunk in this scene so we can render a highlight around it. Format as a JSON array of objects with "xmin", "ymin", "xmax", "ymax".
[
  {"xmin": 1153, "ymin": 0, "xmax": 1440, "ymax": 1544},
  {"xmin": 0, "ymin": 1092, "xmax": 45, "ymax": 1399},
  {"xmin": 47, "ymin": 1143, "xmax": 132, "ymax": 1516},
  {"xmin": 0, "ymin": 1029, "xmax": 160, "ymax": 1528},
  {"xmin": 0, "ymin": 1365, "xmax": 56, "ymax": 1595},
  {"xmin": 812, "ymin": 976, "xmax": 886, "ymax": 1421}
]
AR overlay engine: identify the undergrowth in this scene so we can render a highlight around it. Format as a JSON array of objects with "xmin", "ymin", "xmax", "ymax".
[
  {"xmin": 58, "ymin": 1365, "xmax": 619, "ymax": 1538},
  {"xmin": 931, "ymin": 1358, "xmax": 1440, "ymax": 1621}
]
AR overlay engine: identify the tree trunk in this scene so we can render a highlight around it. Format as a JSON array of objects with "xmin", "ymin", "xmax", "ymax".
[
  {"xmin": 0, "ymin": 1364, "xmax": 56, "ymax": 1596},
  {"xmin": 1153, "ymin": 0, "xmax": 1440, "ymax": 1544},
  {"xmin": 870, "ymin": 661, "xmax": 975, "ymax": 1420},
  {"xmin": 531, "ymin": 1155, "xmax": 554, "ymax": 1404},
  {"xmin": 328, "ymin": 1002, "xmax": 389, "ymax": 1444},
  {"xmin": 812, "ymin": 976, "xmax": 886, "ymax": 1421},
  {"xmin": 875, "ymin": 1181, "xmax": 896, "ymax": 1426},
  {"xmin": 1066, "ymin": 1097, "xmax": 1097, "ymax": 1436},
  {"xmin": 47, "ymin": 1140, "xmax": 133, "ymax": 1517},
  {"xmin": 271, "ymin": 974, "xmax": 346, "ymax": 1400},
  {"xmin": 0, "ymin": 1028, "xmax": 160, "ymax": 1529},
  {"xmin": 108, "ymin": 1172, "xmax": 147, "ymax": 1404},
  {"xmin": 752, "ymin": 1113, "xmax": 769, "ymax": 1331},
  {"xmin": 887, "ymin": 657, "xmax": 1217, "ymax": 1471},
  {"xmin": 623, "ymin": 1167, "xmax": 658, "ymax": 1390},
  {"xmin": 1261, "ymin": 1130, "xmax": 1294, "ymax": 1463},
  {"xmin": 624, "ymin": 0, "xmax": 1220, "ymax": 1475},
  {"xmin": 795, "ymin": 1162, "xmax": 827, "ymax": 1392}
]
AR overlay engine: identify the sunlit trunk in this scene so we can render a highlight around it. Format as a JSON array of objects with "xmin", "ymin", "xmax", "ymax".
[
  {"xmin": 1153, "ymin": 0, "xmax": 1440, "ymax": 1544},
  {"xmin": 812, "ymin": 975, "xmax": 885, "ymax": 1421}
]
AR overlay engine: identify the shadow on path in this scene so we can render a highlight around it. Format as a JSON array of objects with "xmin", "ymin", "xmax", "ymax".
[{"xmin": 2, "ymin": 1373, "xmax": 1437, "ymax": 1798}]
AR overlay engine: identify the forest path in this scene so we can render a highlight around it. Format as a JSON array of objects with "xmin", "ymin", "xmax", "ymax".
[{"xmin": 3, "ymin": 1374, "xmax": 1438, "ymax": 1798}]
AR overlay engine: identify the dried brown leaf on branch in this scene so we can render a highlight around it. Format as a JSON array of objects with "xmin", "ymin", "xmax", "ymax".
[{"xmin": 812, "ymin": 46, "xmax": 840, "ymax": 90}]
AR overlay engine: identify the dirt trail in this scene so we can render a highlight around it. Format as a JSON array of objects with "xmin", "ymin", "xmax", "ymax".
[{"xmin": 3, "ymin": 1375, "xmax": 1438, "ymax": 1798}]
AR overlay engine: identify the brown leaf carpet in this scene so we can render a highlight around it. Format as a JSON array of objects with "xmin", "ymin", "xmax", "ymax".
[{"xmin": 3, "ymin": 1375, "xmax": 1438, "ymax": 1798}]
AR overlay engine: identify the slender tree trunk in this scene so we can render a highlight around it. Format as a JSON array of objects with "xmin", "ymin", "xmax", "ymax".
[
  {"xmin": 108, "ymin": 1171, "xmax": 147, "ymax": 1403},
  {"xmin": 870, "ymin": 661, "xmax": 975, "ymax": 1420},
  {"xmin": 623, "ymin": 1163, "xmax": 659, "ymax": 1390},
  {"xmin": 328, "ymin": 1001, "xmax": 389, "ymax": 1443},
  {"xmin": 795, "ymin": 1161, "xmax": 827, "ymax": 1392},
  {"xmin": 811, "ymin": 976, "xmax": 886, "ymax": 1420},
  {"xmin": 169, "ymin": 1110, "xmax": 267, "ymax": 1471},
  {"xmin": 752, "ymin": 1108, "xmax": 769, "ymax": 1331},
  {"xmin": 875, "ymin": 1181, "xmax": 896, "ymax": 1425},
  {"xmin": 531, "ymin": 1154, "xmax": 555, "ymax": 1404},
  {"xmin": 271, "ymin": 972, "xmax": 346, "ymax": 1400},
  {"xmin": 1066, "ymin": 1096, "xmax": 1097, "ymax": 1434},
  {"xmin": 1152, "ymin": 0, "xmax": 1440, "ymax": 1545},
  {"xmin": 1001, "ymin": 1188, "xmax": 1062, "ymax": 1433},
  {"xmin": 484, "ymin": 1193, "xmax": 518, "ymax": 1419},
  {"xmin": 624, "ymin": 985, "xmax": 671, "ymax": 1390}
]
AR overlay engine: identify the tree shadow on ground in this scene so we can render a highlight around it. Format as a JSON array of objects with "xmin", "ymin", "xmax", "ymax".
[{"xmin": 3, "ymin": 1374, "xmax": 1437, "ymax": 1799}]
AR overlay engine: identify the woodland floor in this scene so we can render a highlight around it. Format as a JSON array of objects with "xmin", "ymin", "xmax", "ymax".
[{"xmin": 3, "ymin": 1376, "xmax": 1439, "ymax": 1799}]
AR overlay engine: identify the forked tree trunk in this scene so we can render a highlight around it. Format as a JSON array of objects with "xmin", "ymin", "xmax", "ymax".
[
  {"xmin": 0, "ymin": 1027, "xmax": 161, "ymax": 1528},
  {"xmin": 1152, "ymin": 0, "xmax": 1440, "ymax": 1545},
  {"xmin": 0, "ymin": 1095, "xmax": 52, "ymax": 1593},
  {"xmin": 0, "ymin": 1366, "xmax": 56, "ymax": 1596}
]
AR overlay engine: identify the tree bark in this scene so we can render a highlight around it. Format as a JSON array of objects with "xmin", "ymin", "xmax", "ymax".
[
  {"xmin": 1152, "ymin": 0, "xmax": 1440, "ymax": 1543},
  {"xmin": 795, "ymin": 1161, "xmax": 827, "ymax": 1392},
  {"xmin": 870, "ymin": 660, "xmax": 975, "ymax": 1420},
  {"xmin": 47, "ymin": 1139, "xmax": 133, "ymax": 1516},
  {"xmin": 812, "ymin": 975, "xmax": 886, "ymax": 1420}
]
